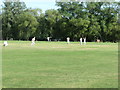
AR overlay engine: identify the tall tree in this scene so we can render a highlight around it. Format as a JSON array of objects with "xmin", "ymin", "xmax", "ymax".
[
  {"xmin": 2, "ymin": 0, "xmax": 26, "ymax": 40},
  {"xmin": 16, "ymin": 10, "xmax": 38, "ymax": 40}
]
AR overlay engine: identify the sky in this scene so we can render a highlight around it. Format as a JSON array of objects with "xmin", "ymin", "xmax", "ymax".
[
  {"xmin": 0, "ymin": 0, "xmax": 59, "ymax": 13},
  {"xmin": 21, "ymin": 0, "xmax": 59, "ymax": 13}
]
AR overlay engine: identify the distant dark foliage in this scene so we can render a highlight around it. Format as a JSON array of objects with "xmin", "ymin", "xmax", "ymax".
[{"xmin": 1, "ymin": 0, "xmax": 120, "ymax": 42}]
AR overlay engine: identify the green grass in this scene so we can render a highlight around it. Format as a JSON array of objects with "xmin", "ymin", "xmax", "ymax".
[{"xmin": 1, "ymin": 41, "xmax": 118, "ymax": 88}]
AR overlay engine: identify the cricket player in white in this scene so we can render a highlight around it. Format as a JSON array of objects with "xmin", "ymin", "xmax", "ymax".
[
  {"xmin": 67, "ymin": 37, "xmax": 70, "ymax": 44},
  {"xmin": 3, "ymin": 41, "xmax": 8, "ymax": 46},
  {"xmin": 97, "ymin": 39, "xmax": 100, "ymax": 43},
  {"xmin": 83, "ymin": 37, "xmax": 86, "ymax": 45},
  {"xmin": 80, "ymin": 38, "xmax": 82, "ymax": 45},
  {"xmin": 31, "ymin": 37, "xmax": 35, "ymax": 45},
  {"xmin": 47, "ymin": 37, "xmax": 50, "ymax": 41}
]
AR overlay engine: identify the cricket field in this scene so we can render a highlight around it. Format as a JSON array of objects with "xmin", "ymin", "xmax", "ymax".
[{"xmin": 0, "ymin": 41, "xmax": 118, "ymax": 88}]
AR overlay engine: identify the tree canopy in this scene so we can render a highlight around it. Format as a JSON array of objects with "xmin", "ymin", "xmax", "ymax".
[{"xmin": 1, "ymin": 0, "xmax": 120, "ymax": 42}]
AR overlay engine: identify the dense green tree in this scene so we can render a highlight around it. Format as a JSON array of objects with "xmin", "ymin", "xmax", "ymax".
[
  {"xmin": 1, "ymin": 0, "xmax": 119, "ymax": 42},
  {"xmin": 2, "ymin": 0, "xmax": 26, "ymax": 40},
  {"xmin": 2, "ymin": 1, "xmax": 13, "ymax": 40},
  {"xmin": 34, "ymin": 13, "xmax": 48, "ymax": 40},
  {"xmin": 16, "ymin": 10, "xmax": 38, "ymax": 40}
]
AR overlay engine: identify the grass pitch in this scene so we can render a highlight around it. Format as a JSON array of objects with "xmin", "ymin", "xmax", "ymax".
[{"xmin": 1, "ymin": 41, "xmax": 118, "ymax": 88}]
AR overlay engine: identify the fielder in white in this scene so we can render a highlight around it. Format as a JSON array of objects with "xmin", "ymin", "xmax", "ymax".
[
  {"xmin": 3, "ymin": 41, "xmax": 8, "ymax": 46},
  {"xmin": 47, "ymin": 37, "xmax": 50, "ymax": 41},
  {"xmin": 80, "ymin": 38, "xmax": 82, "ymax": 45},
  {"xmin": 83, "ymin": 37, "xmax": 86, "ymax": 45},
  {"xmin": 97, "ymin": 39, "xmax": 100, "ymax": 43},
  {"xmin": 67, "ymin": 37, "xmax": 70, "ymax": 44},
  {"xmin": 31, "ymin": 37, "xmax": 35, "ymax": 45}
]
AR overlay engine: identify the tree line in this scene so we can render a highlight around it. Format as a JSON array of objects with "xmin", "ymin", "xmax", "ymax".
[{"xmin": 1, "ymin": 0, "xmax": 120, "ymax": 42}]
